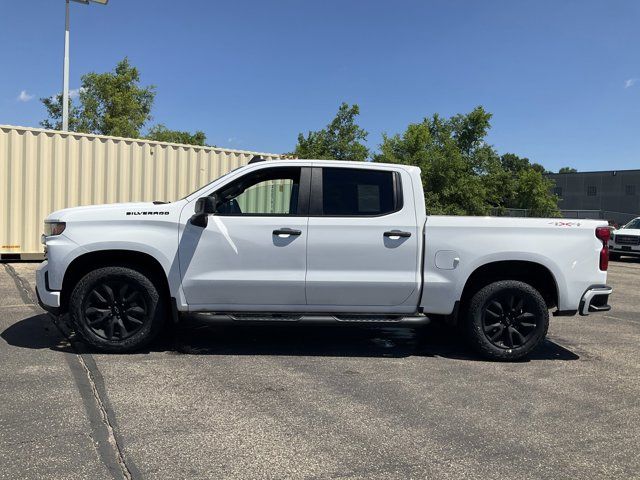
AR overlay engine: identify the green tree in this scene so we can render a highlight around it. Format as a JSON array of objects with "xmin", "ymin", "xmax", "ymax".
[
  {"xmin": 41, "ymin": 58, "xmax": 156, "ymax": 138},
  {"xmin": 146, "ymin": 124, "xmax": 207, "ymax": 146},
  {"xmin": 501, "ymin": 153, "xmax": 531, "ymax": 174},
  {"xmin": 375, "ymin": 107, "xmax": 559, "ymax": 216},
  {"xmin": 496, "ymin": 153, "xmax": 559, "ymax": 216},
  {"xmin": 559, "ymin": 166, "xmax": 577, "ymax": 173},
  {"xmin": 40, "ymin": 94, "xmax": 83, "ymax": 131},
  {"xmin": 376, "ymin": 107, "xmax": 493, "ymax": 215},
  {"xmin": 294, "ymin": 103, "xmax": 369, "ymax": 161},
  {"xmin": 512, "ymin": 169, "xmax": 559, "ymax": 217},
  {"xmin": 531, "ymin": 163, "xmax": 548, "ymax": 174}
]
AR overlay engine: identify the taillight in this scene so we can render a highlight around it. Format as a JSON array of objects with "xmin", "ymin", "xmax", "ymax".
[{"xmin": 595, "ymin": 227, "xmax": 610, "ymax": 271}]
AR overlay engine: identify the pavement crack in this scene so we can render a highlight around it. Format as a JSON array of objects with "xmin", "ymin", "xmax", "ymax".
[
  {"xmin": 4, "ymin": 263, "xmax": 136, "ymax": 477},
  {"xmin": 50, "ymin": 318, "xmax": 140, "ymax": 480},
  {"xmin": 77, "ymin": 353, "xmax": 134, "ymax": 480},
  {"xmin": 2, "ymin": 263, "xmax": 38, "ymax": 306}
]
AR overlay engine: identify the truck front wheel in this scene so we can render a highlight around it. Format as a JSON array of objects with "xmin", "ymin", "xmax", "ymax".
[
  {"xmin": 69, "ymin": 266, "xmax": 166, "ymax": 352},
  {"xmin": 464, "ymin": 280, "xmax": 549, "ymax": 361}
]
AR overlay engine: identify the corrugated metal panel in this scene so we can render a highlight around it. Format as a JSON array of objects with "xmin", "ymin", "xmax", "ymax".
[
  {"xmin": 0, "ymin": 125, "xmax": 282, "ymax": 256},
  {"xmin": 236, "ymin": 180, "xmax": 293, "ymax": 215}
]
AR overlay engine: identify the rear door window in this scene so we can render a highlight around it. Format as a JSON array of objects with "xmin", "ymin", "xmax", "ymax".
[{"xmin": 321, "ymin": 168, "xmax": 399, "ymax": 216}]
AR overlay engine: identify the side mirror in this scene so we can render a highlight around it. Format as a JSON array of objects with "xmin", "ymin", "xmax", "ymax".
[{"xmin": 190, "ymin": 195, "xmax": 217, "ymax": 227}]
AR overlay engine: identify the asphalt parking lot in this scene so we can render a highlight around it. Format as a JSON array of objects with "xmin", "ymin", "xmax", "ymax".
[{"xmin": 1, "ymin": 261, "xmax": 639, "ymax": 480}]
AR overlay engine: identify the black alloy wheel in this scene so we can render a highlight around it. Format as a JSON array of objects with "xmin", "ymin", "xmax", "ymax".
[
  {"xmin": 83, "ymin": 280, "xmax": 148, "ymax": 341},
  {"xmin": 482, "ymin": 292, "xmax": 538, "ymax": 349},
  {"xmin": 465, "ymin": 280, "xmax": 549, "ymax": 361},
  {"xmin": 69, "ymin": 266, "xmax": 166, "ymax": 352}
]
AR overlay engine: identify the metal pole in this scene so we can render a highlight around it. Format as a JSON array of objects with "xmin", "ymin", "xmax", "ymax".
[{"xmin": 62, "ymin": 0, "xmax": 70, "ymax": 131}]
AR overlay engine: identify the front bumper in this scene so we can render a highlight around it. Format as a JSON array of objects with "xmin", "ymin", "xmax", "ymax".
[
  {"xmin": 35, "ymin": 261, "xmax": 61, "ymax": 314},
  {"xmin": 610, "ymin": 244, "xmax": 640, "ymax": 256},
  {"xmin": 579, "ymin": 285, "xmax": 612, "ymax": 316}
]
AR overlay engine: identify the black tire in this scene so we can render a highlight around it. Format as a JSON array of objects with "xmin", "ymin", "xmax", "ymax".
[
  {"xmin": 609, "ymin": 252, "xmax": 621, "ymax": 261},
  {"xmin": 69, "ymin": 266, "xmax": 166, "ymax": 352},
  {"xmin": 463, "ymin": 280, "xmax": 549, "ymax": 361}
]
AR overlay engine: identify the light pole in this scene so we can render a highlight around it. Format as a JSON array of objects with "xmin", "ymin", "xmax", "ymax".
[{"xmin": 62, "ymin": 0, "xmax": 109, "ymax": 132}]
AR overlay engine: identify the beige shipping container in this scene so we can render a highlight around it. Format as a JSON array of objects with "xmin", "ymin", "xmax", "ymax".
[{"xmin": 0, "ymin": 125, "xmax": 282, "ymax": 259}]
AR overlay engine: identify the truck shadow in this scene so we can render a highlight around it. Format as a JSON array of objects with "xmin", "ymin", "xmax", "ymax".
[
  {"xmin": 1, "ymin": 313, "xmax": 579, "ymax": 362},
  {"xmin": 163, "ymin": 318, "xmax": 579, "ymax": 362}
]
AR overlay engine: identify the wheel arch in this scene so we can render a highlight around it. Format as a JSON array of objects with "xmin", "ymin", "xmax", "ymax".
[
  {"xmin": 60, "ymin": 249, "xmax": 171, "ymax": 313},
  {"xmin": 459, "ymin": 260, "xmax": 559, "ymax": 310}
]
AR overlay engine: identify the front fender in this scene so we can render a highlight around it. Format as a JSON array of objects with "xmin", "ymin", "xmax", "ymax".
[{"xmin": 52, "ymin": 241, "xmax": 182, "ymax": 302}]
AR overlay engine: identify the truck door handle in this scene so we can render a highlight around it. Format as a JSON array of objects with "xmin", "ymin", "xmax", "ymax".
[
  {"xmin": 384, "ymin": 230, "xmax": 411, "ymax": 238},
  {"xmin": 273, "ymin": 228, "xmax": 302, "ymax": 236}
]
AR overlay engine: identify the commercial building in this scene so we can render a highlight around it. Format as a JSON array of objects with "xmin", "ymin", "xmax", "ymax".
[{"xmin": 546, "ymin": 169, "xmax": 640, "ymax": 226}]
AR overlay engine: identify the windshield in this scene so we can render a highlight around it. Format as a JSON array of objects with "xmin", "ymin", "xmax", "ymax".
[
  {"xmin": 180, "ymin": 166, "xmax": 244, "ymax": 200},
  {"xmin": 623, "ymin": 218, "xmax": 640, "ymax": 229}
]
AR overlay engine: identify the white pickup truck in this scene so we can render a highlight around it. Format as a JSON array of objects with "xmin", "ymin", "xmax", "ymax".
[
  {"xmin": 609, "ymin": 217, "xmax": 640, "ymax": 260},
  {"xmin": 36, "ymin": 159, "xmax": 613, "ymax": 360}
]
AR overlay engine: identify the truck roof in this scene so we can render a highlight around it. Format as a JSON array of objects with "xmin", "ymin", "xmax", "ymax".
[
  {"xmin": 185, "ymin": 158, "xmax": 422, "ymax": 202},
  {"xmin": 261, "ymin": 158, "xmax": 421, "ymax": 172}
]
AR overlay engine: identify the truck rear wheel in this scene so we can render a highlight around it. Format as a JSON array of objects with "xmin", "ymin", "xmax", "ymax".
[
  {"xmin": 69, "ymin": 266, "xmax": 166, "ymax": 352},
  {"xmin": 464, "ymin": 280, "xmax": 549, "ymax": 361}
]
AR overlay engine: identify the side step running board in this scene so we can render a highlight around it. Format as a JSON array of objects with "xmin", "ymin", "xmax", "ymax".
[{"xmin": 191, "ymin": 313, "xmax": 430, "ymax": 325}]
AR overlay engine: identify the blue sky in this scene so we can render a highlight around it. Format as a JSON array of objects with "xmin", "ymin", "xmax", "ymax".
[{"xmin": 1, "ymin": 0, "xmax": 639, "ymax": 171}]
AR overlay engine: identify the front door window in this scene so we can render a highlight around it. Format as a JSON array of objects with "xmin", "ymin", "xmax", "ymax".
[{"xmin": 216, "ymin": 167, "xmax": 301, "ymax": 216}]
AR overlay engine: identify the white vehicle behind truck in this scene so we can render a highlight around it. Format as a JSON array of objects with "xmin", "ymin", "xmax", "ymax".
[
  {"xmin": 609, "ymin": 217, "xmax": 640, "ymax": 260},
  {"xmin": 36, "ymin": 159, "xmax": 613, "ymax": 360}
]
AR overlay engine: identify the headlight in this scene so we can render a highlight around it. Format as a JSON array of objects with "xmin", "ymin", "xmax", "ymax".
[{"xmin": 44, "ymin": 221, "xmax": 66, "ymax": 237}]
